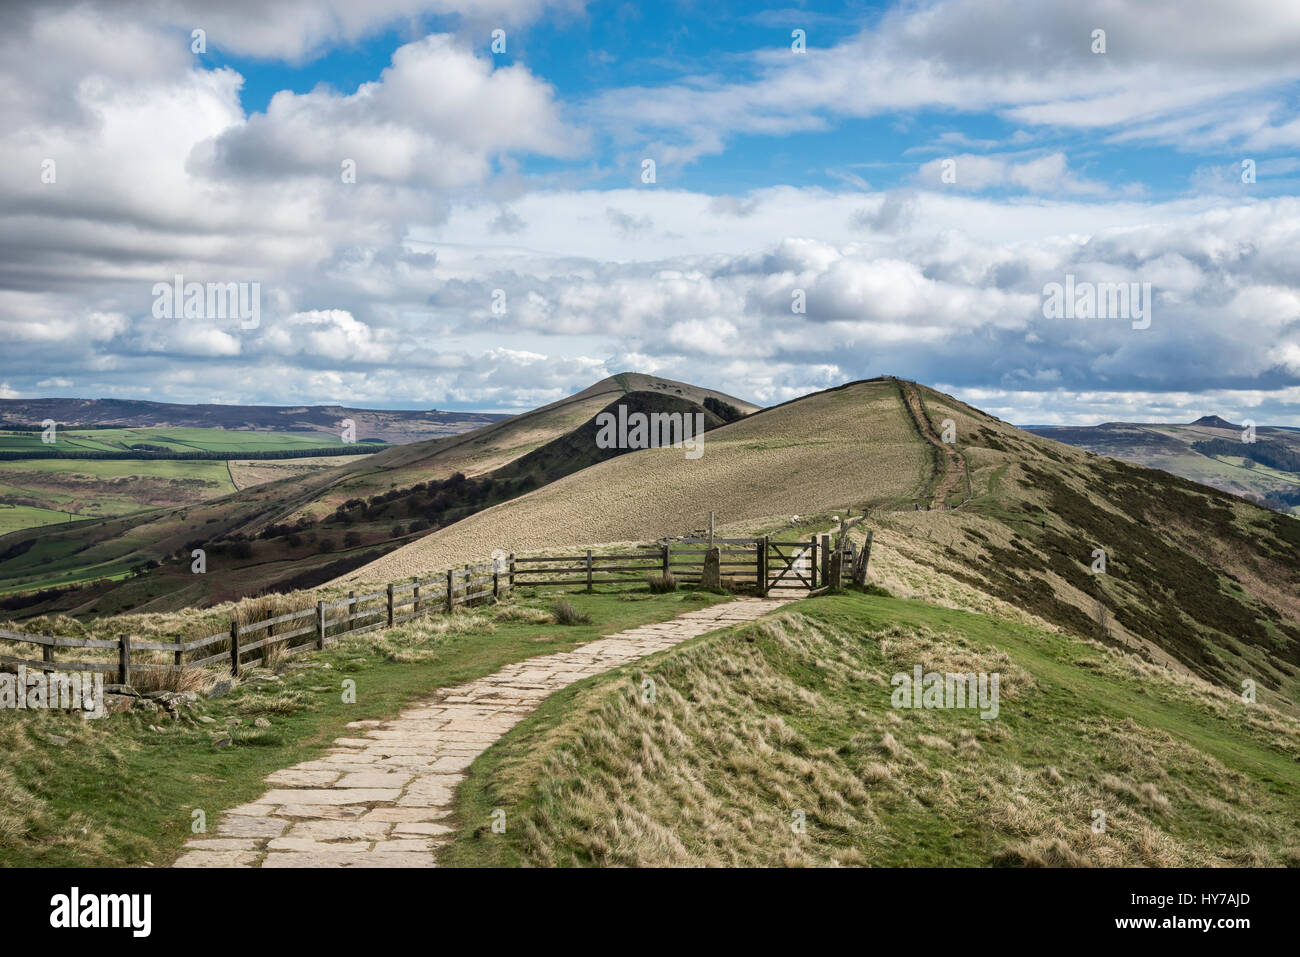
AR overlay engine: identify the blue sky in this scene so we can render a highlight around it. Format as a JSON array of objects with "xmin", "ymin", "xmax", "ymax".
[{"xmin": 3, "ymin": 0, "xmax": 1300, "ymax": 424}]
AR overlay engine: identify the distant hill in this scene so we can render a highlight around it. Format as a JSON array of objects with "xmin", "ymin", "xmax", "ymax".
[
  {"xmin": 0, "ymin": 374, "xmax": 756, "ymax": 615},
  {"xmin": 1025, "ymin": 418, "xmax": 1300, "ymax": 516},
  {"xmin": 0, "ymin": 398, "xmax": 507, "ymax": 445},
  {"xmin": 347, "ymin": 380, "xmax": 1300, "ymax": 708}
]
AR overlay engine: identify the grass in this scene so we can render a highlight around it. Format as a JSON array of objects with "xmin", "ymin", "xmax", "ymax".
[
  {"xmin": 0, "ymin": 427, "xmax": 355, "ymax": 455},
  {"xmin": 0, "ymin": 586, "xmax": 730, "ymax": 867},
  {"xmin": 441, "ymin": 590, "xmax": 1300, "ymax": 867},
  {"xmin": 347, "ymin": 379, "xmax": 930, "ymax": 583}
]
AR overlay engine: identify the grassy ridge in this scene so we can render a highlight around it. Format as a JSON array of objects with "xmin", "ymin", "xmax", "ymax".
[{"xmin": 442, "ymin": 590, "xmax": 1300, "ymax": 867}]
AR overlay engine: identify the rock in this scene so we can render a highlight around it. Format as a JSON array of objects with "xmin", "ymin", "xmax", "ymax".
[
  {"xmin": 43, "ymin": 733, "xmax": 69, "ymax": 746},
  {"xmin": 214, "ymin": 737, "xmax": 232, "ymax": 748},
  {"xmin": 104, "ymin": 684, "xmax": 140, "ymax": 696},
  {"xmin": 249, "ymin": 675, "xmax": 280, "ymax": 684},
  {"xmin": 198, "ymin": 715, "xmax": 216, "ymax": 724},
  {"xmin": 253, "ymin": 717, "xmax": 271, "ymax": 728},
  {"xmin": 104, "ymin": 694, "xmax": 135, "ymax": 715},
  {"xmin": 225, "ymin": 717, "xmax": 242, "ymax": 726},
  {"xmin": 131, "ymin": 698, "xmax": 159, "ymax": 712},
  {"xmin": 147, "ymin": 724, "xmax": 161, "ymax": 733},
  {"xmin": 207, "ymin": 678, "xmax": 237, "ymax": 699},
  {"xmin": 700, "ymin": 547, "xmax": 721, "ymax": 589}
]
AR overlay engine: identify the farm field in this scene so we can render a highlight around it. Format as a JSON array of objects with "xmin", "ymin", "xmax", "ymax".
[
  {"xmin": 0, "ymin": 458, "xmax": 236, "ymax": 524},
  {"xmin": 0, "ymin": 426, "xmax": 378, "ymax": 455}
]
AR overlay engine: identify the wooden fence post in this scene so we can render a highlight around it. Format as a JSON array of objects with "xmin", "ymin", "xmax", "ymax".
[
  {"xmin": 446, "ymin": 569, "xmax": 455, "ymax": 612},
  {"xmin": 386, "ymin": 583, "xmax": 395, "ymax": 627},
  {"xmin": 662, "ymin": 542, "xmax": 670, "ymax": 576},
  {"xmin": 585, "ymin": 549, "xmax": 593, "ymax": 592},
  {"xmin": 413, "ymin": 577, "xmax": 422, "ymax": 615},
  {"xmin": 347, "ymin": 590, "xmax": 356, "ymax": 632},
  {"xmin": 819, "ymin": 534, "xmax": 831, "ymax": 588},
  {"xmin": 809, "ymin": 536, "xmax": 818, "ymax": 587},
  {"xmin": 228, "ymin": 621, "xmax": 240, "ymax": 678},
  {"xmin": 493, "ymin": 569, "xmax": 500, "ymax": 599},
  {"xmin": 42, "ymin": 630, "xmax": 54, "ymax": 674},
  {"xmin": 758, "ymin": 536, "xmax": 769, "ymax": 597},
  {"xmin": 118, "ymin": 633, "xmax": 131, "ymax": 686},
  {"xmin": 508, "ymin": 554, "xmax": 515, "ymax": 591},
  {"xmin": 174, "ymin": 634, "xmax": 183, "ymax": 669},
  {"xmin": 316, "ymin": 600, "xmax": 326, "ymax": 649}
]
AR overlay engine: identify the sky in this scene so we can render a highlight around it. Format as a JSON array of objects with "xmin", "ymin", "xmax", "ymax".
[{"xmin": 2, "ymin": 0, "xmax": 1300, "ymax": 424}]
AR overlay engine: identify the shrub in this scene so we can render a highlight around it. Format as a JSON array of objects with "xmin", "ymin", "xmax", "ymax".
[
  {"xmin": 552, "ymin": 599, "xmax": 591, "ymax": 626},
  {"xmin": 645, "ymin": 572, "xmax": 678, "ymax": 594}
]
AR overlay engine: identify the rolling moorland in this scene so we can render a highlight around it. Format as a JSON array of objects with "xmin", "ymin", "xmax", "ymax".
[
  {"xmin": 1026, "ymin": 417, "xmax": 1300, "ymax": 516},
  {"xmin": 1, "ymin": 374, "xmax": 1296, "ymax": 868},
  {"xmin": 0, "ymin": 375, "xmax": 756, "ymax": 615},
  {"xmin": 0, "ymin": 398, "xmax": 506, "ymax": 445}
]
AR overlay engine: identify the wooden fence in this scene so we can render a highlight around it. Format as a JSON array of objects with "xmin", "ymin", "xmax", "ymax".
[
  {"xmin": 0, "ymin": 559, "xmax": 505, "ymax": 683},
  {"xmin": 0, "ymin": 531, "xmax": 877, "ymax": 684}
]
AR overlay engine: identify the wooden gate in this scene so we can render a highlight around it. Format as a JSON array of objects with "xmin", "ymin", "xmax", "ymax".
[{"xmin": 765, "ymin": 538, "xmax": 817, "ymax": 592}]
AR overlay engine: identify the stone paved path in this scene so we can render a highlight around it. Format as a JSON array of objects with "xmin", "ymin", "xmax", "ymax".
[{"xmin": 173, "ymin": 596, "xmax": 794, "ymax": 868}]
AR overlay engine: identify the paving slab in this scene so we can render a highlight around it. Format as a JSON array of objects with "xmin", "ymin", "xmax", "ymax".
[{"xmin": 174, "ymin": 595, "xmax": 792, "ymax": 868}]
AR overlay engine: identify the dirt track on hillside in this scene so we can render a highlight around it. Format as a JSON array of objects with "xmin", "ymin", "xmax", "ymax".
[{"xmin": 899, "ymin": 380, "xmax": 966, "ymax": 509}]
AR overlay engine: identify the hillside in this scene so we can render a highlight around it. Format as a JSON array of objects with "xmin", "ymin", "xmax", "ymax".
[
  {"xmin": 343, "ymin": 378, "xmax": 931, "ymax": 582},
  {"xmin": 0, "ymin": 375, "xmax": 756, "ymax": 616},
  {"xmin": 442, "ymin": 592, "xmax": 1300, "ymax": 867},
  {"xmin": 0, "ymin": 398, "xmax": 506, "ymax": 445},
  {"xmin": 345, "ymin": 379, "xmax": 1300, "ymax": 711},
  {"xmin": 1026, "ymin": 418, "xmax": 1300, "ymax": 516}
]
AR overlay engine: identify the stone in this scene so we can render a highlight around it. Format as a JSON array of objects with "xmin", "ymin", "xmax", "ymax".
[
  {"xmin": 214, "ymin": 737, "xmax": 232, "ymax": 748},
  {"xmin": 253, "ymin": 717, "xmax": 271, "ymax": 728},
  {"xmin": 207, "ymin": 678, "xmax": 236, "ymax": 699},
  {"xmin": 198, "ymin": 715, "xmax": 216, "ymax": 724}
]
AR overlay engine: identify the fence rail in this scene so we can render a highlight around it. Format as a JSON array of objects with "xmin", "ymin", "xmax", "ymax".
[{"xmin": 0, "ymin": 531, "xmax": 876, "ymax": 685}]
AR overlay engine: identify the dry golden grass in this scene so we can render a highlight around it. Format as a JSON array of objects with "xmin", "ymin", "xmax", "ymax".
[
  {"xmin": 450, "ymin": 607, "xmax": 1300, "ymax": 867},
  {"xmin": 342, "ymin": 380, "xmax": 929, "ymax": 584}
]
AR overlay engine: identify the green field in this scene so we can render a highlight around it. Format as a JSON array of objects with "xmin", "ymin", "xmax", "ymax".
[
  {"xmin": 0, "ymin": 427, "xmax": 352, "ymax": 454},
  {"xmin": 0, "ymin": 459, "xmax": 236, "ymax": 522},
  {"xmin": 0, "ymin": 504, "xmax": 74, "ymax": 536}
]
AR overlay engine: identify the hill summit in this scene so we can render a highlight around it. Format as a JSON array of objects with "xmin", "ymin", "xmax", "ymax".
[{"xmin": 1190, "ymin": 415, "xmax": 1238, "ymax": 429}]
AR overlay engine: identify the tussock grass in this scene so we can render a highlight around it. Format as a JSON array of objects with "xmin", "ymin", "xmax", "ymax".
[
  {"xmin": 645, "ymin": 572, "xmax": 677, "ymax": 594},
  {"xmin": 444, "ymin": 591, "xmax": 1300, "ymax": 868},
  {"xmin": 552, "ymin": 599, "xmax": 591, "ymax": 626}
]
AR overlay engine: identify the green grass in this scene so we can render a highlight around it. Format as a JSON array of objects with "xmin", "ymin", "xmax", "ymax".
[
  {"xmin": 0, "ymin": 504, "xmax": 73, "ymax": 535},
  {"xmin": 0, "ymin": 427, "xmax": 351, "ymax": 455},
  {"xmin": 441, "ymin": 590, "xmax": 1300, "ymax": 867},
  {"xmin": 0, "ymin": 587, "xmax": 730, "ymax": 867},
  {"xmin": 0, "ymin": 459, "xmax": 236, "ymax": 534}
]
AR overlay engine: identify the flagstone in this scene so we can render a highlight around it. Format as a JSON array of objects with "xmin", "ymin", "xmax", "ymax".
[{"xmin": 175, "ymin": 594, "xmax": 792, "ymax": 869}]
